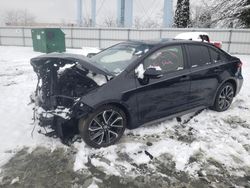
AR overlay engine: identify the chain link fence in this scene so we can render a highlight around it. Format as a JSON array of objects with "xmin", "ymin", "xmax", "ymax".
[{"xmin": 0, "ymin": 26, "xmax": 250, "ymax": 54}]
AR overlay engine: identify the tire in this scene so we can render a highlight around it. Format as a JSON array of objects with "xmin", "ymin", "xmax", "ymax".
[
  {"xmin": 78, "ymin": 105, "xmax": 126, "ymax": 148},
  {"xmin": 211, "ymin": 82, "xmax": 235, "ymax": 112}
]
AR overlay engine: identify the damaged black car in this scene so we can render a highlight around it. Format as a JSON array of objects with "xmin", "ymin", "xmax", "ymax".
[{"xmin": 31, "ymin": 40, "xmax": 243, "ymax": 148}]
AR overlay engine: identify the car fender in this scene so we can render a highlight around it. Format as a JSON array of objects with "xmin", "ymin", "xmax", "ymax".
[{"xmin": 212, "ymin": 77, "xmax": 237, "ymax": 105}]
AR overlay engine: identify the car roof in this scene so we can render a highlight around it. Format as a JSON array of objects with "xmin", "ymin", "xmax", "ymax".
[{"xmin": 125, "ymin": 38, "xmax": 210, "ymax": 47}]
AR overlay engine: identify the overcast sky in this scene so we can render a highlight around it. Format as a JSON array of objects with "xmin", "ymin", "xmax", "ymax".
[{"xmin": 0, "ymin": 0, "xmax": 199, "ymax": 26}]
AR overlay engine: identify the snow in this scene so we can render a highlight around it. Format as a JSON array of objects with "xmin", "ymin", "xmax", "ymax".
[
  {"xmin": 0, "ymin": 46, "xmax": 61, "ymax": 167},
  {"xmin": 10, "ymin": 177, "xmax": 19, "ymax": 185},
  {"xmin": 67, "ymin": 47, "xmax": 100, "ymax": 57},
  {"xmin": 81, "ymin": 47, "xmax": 100, "ymax": 56},
  {"xmin": 0, "ymin": 46, "xmax": 250, "ymax": 182},
  {"xmin": 148, "ymin": 65, "xmax": 162, "ymax": 71},
  {"xmin": 207, "ymin": 0, "xmax": 248, "ymax": 28},
  {"xmin": 175, "ymin": 32, "xmax": 209, "ymax": 41},
  {"xmin": 87, "ymin": 181, "xmax": 99, "ymax": 188},
  {"xmin": 73, "ymin": 54, "xmax": 250, "ymax": 177},
  {"xmin": 0, "ymin": 46, "xmax": 95, "ymax": 167},
  {"xmin": 87, "ymin": 72, "xmax": 107, "ymax": 86},
  {"xmin": 49, "ymin": 107, "xmax": 72, "ymax": 119},
  {"xmin": 58, "ymin": 63, "xmax": 76, "ymax": 73},
  {"xmin": 135, "ymin": 64, "xmax": 145, "ymax": 79}
]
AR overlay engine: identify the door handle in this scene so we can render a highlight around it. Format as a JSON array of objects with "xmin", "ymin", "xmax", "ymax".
[{"xmin": 180, "ymin": 75, "xmax": 190, "ymax": 81}]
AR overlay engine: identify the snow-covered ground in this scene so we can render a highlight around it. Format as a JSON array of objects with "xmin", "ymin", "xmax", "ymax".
[{"xmin": 0, "ymin": 46, "xmax": 250, "ymax": 187}]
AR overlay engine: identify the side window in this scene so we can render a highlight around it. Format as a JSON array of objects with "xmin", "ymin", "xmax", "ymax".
[
  {"xmin": 144, "ymin": 45, "xmax": 184, "ymax": 73},
  {"xmin": 209, "ymin": 48, "xmax": 227, "ymax": 63},
  {"xmin": 187, "ymin": 45, "xmax": 211, "ymax": 68}
]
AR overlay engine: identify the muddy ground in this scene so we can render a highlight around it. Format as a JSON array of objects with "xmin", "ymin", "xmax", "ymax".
[{"xmin": 0, "ymin": 145, "xmax": 249, "ymax": 188}]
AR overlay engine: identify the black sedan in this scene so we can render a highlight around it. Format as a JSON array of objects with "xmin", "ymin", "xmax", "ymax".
[{"xmin": 31, "ymin": 39, "xmax": 243, "ymax": 148}]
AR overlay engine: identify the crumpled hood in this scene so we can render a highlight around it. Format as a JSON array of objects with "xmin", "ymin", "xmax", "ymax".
[
  {"xmin": 30, "ymin": 52, "xmax": 110, "ymax": 112},
  {"xmin": 30, "ymin": 53, "xmax": 113, "ymax": 76}
]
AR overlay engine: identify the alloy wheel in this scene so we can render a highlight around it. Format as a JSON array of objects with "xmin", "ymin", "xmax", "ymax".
[
  {"xmin": 218, "ymin": 85, "xmax": 234, "ymax": 110},
  {"xmin": 88, "ymin": 109, "xmax": 124, "ymax": 146}
]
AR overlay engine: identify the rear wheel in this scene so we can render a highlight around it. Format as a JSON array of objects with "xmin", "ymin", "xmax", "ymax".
[
  {"xmin": 212, "ymin": 82, "xmax": 235, "ymax": 112},
  {"xmin": 78, "ymin": 105, "xmax": 126, "ymax": 148}
]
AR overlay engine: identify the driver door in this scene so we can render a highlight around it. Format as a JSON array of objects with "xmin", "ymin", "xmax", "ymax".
[{"xmin": 135, "ymin": 45, "xmax": 191, "ymax": 124}]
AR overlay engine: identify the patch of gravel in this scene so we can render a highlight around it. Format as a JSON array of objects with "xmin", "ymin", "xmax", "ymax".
[
  {"xmin": 0, "ymin": 147, "xmax": 92, "ymax": 188},
  {"xmin": 1, "ymin": 146, "xmax": 250, "ymax": 188}
]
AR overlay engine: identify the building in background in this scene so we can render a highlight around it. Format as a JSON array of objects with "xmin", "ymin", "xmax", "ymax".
[
  {"xmin": 163, "ymin": 0, "xmax": 174, "ymax": 27},
  {"xmin": 117, "ymin": 0, "xmax": 133, "ymax": 27}
]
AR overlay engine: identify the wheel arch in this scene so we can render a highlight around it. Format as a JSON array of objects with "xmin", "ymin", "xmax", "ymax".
[
  {"xmin": 212, "ymin": 78, "xmax": 237, "ymax": 105},
  {"xmin": 95, "ymin": 102, "xmax": 132, "ymax": 129},
  {"xmin": 225, "ymin": 79, "xmax": 237, "ymax": 97}
]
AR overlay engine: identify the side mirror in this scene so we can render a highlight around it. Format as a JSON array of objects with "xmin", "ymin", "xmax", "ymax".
[
  {"xmin": 143, "ymin": 67, "xmax": 163, "ymax": 79},
  {"xmin": 87, "ymin": 52, "xmax": 98, "ymax": 58}
]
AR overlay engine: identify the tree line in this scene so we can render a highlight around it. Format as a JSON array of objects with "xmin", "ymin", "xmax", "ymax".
[
  {"xmin": 3, "ymin": 0, "xmax": 250, "ymax": 28},
  {"xmin": 174, "ymin": 0, "xmax": 250, "ymax": 28}
]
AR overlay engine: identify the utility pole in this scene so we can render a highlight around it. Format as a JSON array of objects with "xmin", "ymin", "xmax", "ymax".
[
  {"xmin": 117, "ymin": 0, "xmax": 133, "ymax": 27},
  {"xmin": 91, "ymin": 0, "xmax": 96, "ymax": 27},
  {"xmin": 77, "ymin": 0, "xmax": 83, "ymax": 26},
  {"xmin": 163, "ymin": 0, "xmax": 173, "ymax": 28}
]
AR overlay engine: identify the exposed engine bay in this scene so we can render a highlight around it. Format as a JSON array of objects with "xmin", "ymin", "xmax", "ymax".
[{"xmin": 30, "ymin": 53, "xmax": 110, "ymax": 144}]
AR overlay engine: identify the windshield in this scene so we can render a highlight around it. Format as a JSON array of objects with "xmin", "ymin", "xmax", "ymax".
[{"xmin": 91, "ymin": 43, "xmax": 152, "ymax": 75}]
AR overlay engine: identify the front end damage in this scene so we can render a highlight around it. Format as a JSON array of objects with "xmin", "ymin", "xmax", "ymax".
[{"xmin": 30, "ymin": 53, "xmax": 110, "ymax": 143}]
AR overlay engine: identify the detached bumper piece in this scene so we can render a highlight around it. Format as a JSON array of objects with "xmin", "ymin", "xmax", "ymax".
[
  {"xmin": 36, "ymin": 107, "xmax": 75, "ymax": 142},
  {"xmin": 30, "ymin": 54, "xmax": 100, "ymax": 145},
  {"xmin": 34, "ymin": 101, "xmax": 92, "ymax": 145}
]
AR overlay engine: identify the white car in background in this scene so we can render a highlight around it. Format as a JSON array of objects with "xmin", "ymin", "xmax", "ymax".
[{"xmin": 175, "ymin": 32, "xmax": 222, "ymax": 49}]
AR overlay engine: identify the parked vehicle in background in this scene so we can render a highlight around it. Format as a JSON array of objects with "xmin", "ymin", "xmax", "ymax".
[
  {"xmin": 175, "ymin": 32, "xmax": 223, "ymax": 49},
  {"xmin": 31, "ymin": 39, "xmax": 243, "ymax": 148}
]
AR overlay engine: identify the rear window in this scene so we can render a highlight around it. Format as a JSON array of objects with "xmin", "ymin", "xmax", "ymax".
[
  {"xmin": 187, "ymin": 45, "xmax": 210, "ymax": 68},
  {"xmin": 209, "ymin": 48, "xmax": 227, "ymax": 63}
]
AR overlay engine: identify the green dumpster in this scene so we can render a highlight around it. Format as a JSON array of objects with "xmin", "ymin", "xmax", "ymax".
[{"xmin": 31, "ymin": 28, "xmax": 66, "ymax": 53}]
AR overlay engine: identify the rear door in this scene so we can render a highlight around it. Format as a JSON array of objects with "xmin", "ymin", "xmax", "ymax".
[{"xmin": 186, "ymin": 44, "xmax": 228, "ymax": 108}]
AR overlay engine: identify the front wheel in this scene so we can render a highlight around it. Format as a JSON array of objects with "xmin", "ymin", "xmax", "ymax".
[
  {"xmin": 212, "ymin": 82, "xmax": 235, "ymax": 112},
  {"xmin": 78, "ymin": 105, "xmax": 126, "ymax": 148}
]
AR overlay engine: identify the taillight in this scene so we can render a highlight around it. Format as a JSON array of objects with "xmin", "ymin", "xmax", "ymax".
[
  {"xmin": 236, "ymin": 61, "xmax": 243, "ymax": 74},
  {"xmin": 237, "ymin": 61, "xmax": 243, "ymax": 68},
  {"xmin": 214, "ymin": 42, "xmax": 222, "ymax": 49}
]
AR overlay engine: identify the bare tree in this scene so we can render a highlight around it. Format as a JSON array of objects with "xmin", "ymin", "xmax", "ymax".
[
  {"xmin": 208, "ymin": 0, "xmax": 248, "ymax": 28},
  {"xmin": 134, "ymin": 17, "xmax": 143, "ymax": 29},
  {"xmin": 83, "ymin": 17, "xmax": 92, "ymax": 27},
  {"xmin": 190, "ymin": 0, "xmax": 249, "ymax": 28},
  {"xmin": 133, "ymin": 17, "xmax": 160, "ymax": 29},
  {"xmin": 103, "ymin": 16, "xmax": 117, "ymax": 27},
  {"xmin": 191, "ymin": 2, "xmax": 212, "ymax": 28},
  {"xmin": 4, "ymin": 9, "xmax": 36, "ymax": 26},
  {"xmin": 143, "ymin": 18, "xmax": 160, "ymax": 28}
]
